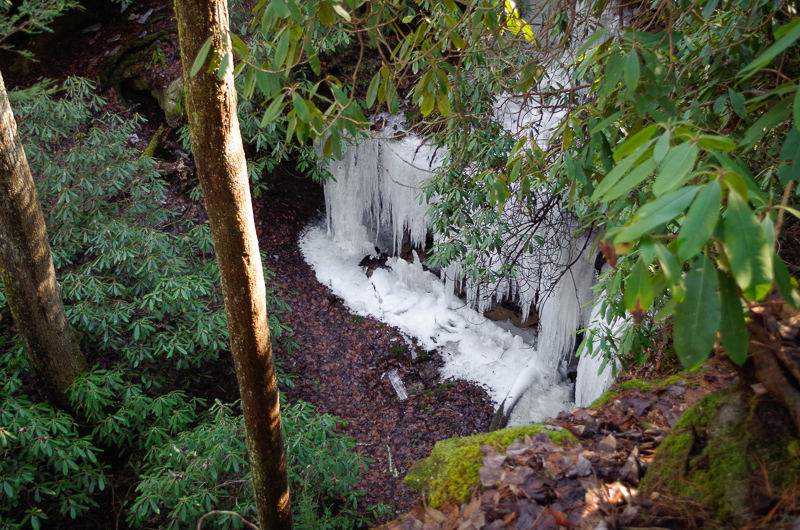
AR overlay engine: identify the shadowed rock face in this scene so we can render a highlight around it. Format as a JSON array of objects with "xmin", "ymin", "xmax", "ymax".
[
  {"xmin": 484, "ymin": 303, "xmax": 539, "ymax": 329},
  {"xmin": 152, "ymin": 76, "xmax": 184, "ymax": 127}
]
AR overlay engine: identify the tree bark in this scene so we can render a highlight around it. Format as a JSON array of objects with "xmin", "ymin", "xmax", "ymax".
[
  {"xmin": 173, "ymin": 3, "xmax": 292, "ymax": 529},
  {"xmin": 746, "ymin": 296, "xmax": 800, "ymax": 436},
  {"xmin": 0, "ymin": 70, "xmax": 88, "ymax": 410}
]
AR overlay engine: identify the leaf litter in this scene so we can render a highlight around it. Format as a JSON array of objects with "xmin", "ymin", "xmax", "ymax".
[
  {"xmin": 379, "ymin": 361, "xmax": 737, "ymax": 530},
  {"xmin": 253, "ymin": 174, "xmax": 496, "ymax": 517}
]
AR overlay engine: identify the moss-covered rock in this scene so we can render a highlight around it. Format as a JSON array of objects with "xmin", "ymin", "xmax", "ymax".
[
  {"xmin": 404, "ymin": 424, "xmax": 575, "ymax": 508},
  {"xmin": 589, "ymin": 373, "xmax": 693, "ymax": 409},
  {"xmin": 639, "ymin": 385, "xmax": 800, "ymax": 527},
  {"xmin": 141, "ymin": 125, "xmax": 167, "ymax": 159},
  {"xmin": 152, "ymin": 76, "xmax": 184, "ymax": 127}
]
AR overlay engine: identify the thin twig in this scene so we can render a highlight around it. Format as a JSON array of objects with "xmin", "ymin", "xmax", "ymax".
[
  {"xmin": 116, "ymin": 483, "xmax": 136, "ymax": 530},
  {"xmin": 775, "ymin": 181, "xmax": 794, "ymax": 252},
  {"xmin": 196, "ymin": 511, "xmax": 259, "ymax": 530}
]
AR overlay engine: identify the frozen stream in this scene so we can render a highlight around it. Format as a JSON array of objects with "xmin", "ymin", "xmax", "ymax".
[{"xmin": 301, "ymin": 225, "xmax": 578, "ymax": 424}]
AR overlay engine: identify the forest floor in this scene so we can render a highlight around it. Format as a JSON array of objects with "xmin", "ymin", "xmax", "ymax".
[
  {"xmin": 251, "ymin": 168, "xmax": 497, "ymax": 515},
  {"xmin": 379, "ymin": 360, "xmax": 744, "ymax": 530}
]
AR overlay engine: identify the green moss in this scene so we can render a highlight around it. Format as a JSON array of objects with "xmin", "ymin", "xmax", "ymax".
[
  {"xmin": 671, "ymin": 388, "xmax": 725, "ymax": 430},
  {"xmin": 640, "ymin": 386, "xmax": 800, "ymax": 527},
  {"xmin": 141, "ymin": 125, "xmax": 166, "ymax": 159},
  {"xmin": 588, "ymin": 390, "xmax": 618, "ymax": 409},
  {"xmin": 640, "ymin": 390, "xmax": 730, "ymax": 499},
  {"xmin": 405, "ymin": 425, "xmax": 575, "ymax": 507},
  {"xmin": 588, "ymin": 372, "xmax": 695, "ymax": 409}
]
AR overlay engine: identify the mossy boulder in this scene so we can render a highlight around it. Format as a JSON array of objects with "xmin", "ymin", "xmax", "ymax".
[
  {"xmin": 639, "ymin": 384, "xmax": 800, "ymax": 527},
  {"xmin": 404, "ymin": 424, "xmax": 576, "ymax": 508},
  {"xmin": 152, "ymin": 76, "xmax": 184, "ymax": 127}
]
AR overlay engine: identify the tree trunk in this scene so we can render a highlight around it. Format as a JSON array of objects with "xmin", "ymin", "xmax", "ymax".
[
  {"xmin": 0, "ymin": 70, "xmax": 88, "ymax": 410},
  {"xmin": 173, "ymin": 3, "xmax": 293, "ymax": 529},
  {"xmin": 745, "ymin": 295, "xmax": 800, "ymax": 436}
]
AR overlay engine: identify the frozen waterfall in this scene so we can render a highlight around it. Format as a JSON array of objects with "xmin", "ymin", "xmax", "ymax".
[
  {"xmin": 300, "ymin": 0, "xmax": 633, "ymax": 424},
  {"xmin": 323, "ymin": 118, "xmax": 439, "ymax": 256},
  {"xmin": 300, "ymin": 120, "xmax": 619, "ymax": 425}
]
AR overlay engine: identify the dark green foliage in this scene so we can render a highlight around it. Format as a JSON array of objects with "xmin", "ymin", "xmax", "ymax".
[
  {"xmin": 0, "ymin": 352, "xmax": 107, "ymax": 530},
  {"xmin": 0, "ymin": 77, "xmax": 378, "ymax": 529},
  {"xmin": 11, "ymin": 78, "xmax": 232, "ymax": 376},
  {"xmin": 70, "ymin": 369, "xmax": 201, "ymax": 453},
  {"xmin": 129, "ymin": 399, "xmax": 386, "ymax": 530},
  {"xmin": 559, "ymin": 0, "xmax": 800, "ymax": 369},
  {"xmin": 230, "ymin": 0, "xmax": 800, "ymax": 374},
  {"xmin": 0, "ymin": 0, "xmax": 80, "ymax": 58}
]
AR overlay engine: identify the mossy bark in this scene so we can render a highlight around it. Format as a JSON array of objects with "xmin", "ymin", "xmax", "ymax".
[
  {"xmin": 0, "ymin": 70, "xmax": 87, "ymax": 410},
  {"xmin": 173, "ymin": 3, "xmax": 292, "ymax": 529},
  {"xmin": 745, "ymin": 298, "xmax": 800, "ymax": 436},
  {"xmin": 640, "ymin": 385, "xmax": 800, "ymax": 528}
]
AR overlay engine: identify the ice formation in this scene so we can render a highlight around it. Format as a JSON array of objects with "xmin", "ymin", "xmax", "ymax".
[
  {"xmin": 574, "ymin": 267, "xmax": 625, "ymax": 407},
  {"xmin": 299, "ymin": 225, "xmax": 582, "ymax": 412},
  {"xmin": 505, "ymin": 240, "xmax": 597, "ymax": 423},
  {"xmin": 300, "ymin": 121, "xmax": 619, "ymax": 424},
  {"xmin": 574, "ymin": 303, "xmax": 622, "ymax": 408},
  {"xmin": 306, "ymin": 8, "xmax": 624, "ymax": 420},
  {"xmin": 385, "ymin": 368, "xmax": 409, "ymax": 400},
  {"xmin": 323, "ymin": 118, "xmax": 440, "ymax": 256}
]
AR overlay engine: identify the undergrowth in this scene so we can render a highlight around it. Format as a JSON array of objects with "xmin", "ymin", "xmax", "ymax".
[{"xmin": 0, "ymin": 77, "xmax": 386, "ymax": 529}]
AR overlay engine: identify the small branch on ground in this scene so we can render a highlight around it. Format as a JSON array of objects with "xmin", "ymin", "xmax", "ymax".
[{"xmin": 197, "ymin": 511, "xmax": 259, "ymax": 530}]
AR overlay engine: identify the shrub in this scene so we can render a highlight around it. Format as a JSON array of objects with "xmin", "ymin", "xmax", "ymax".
[
  {"xmin": 0, "ymin": 76, "xmax": 315, "ymax": 530},
  {"xmin": 8, "ymin": 77, "xmax": 297, "ymax": 380},
  {"xmin": 129, "ymin": 399, "xmax": 382, "ymax": 530},
  {"xmin": 0, "ymin": 351, "xmax": 107, "ymax": 529}
]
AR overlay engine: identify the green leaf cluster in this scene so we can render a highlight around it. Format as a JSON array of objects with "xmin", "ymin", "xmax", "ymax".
[
  {"xmin": 0, "ymin": 353, "xmax": 107, "ymax": 529},
  {"xmin": 0, "ymin": 77, "xmax": 348, "ymax": 528},
  {"xmin": 129, "ymin": 399, "xmax": 384, "ymax": 530},
  {"xmin": 560, "ymin": 0, "xmax": 800, "ymax": 369},
  {"xmin": 10, "ymin": 78, "xmax": 300, "ymax": 377},
  {"xmin": 0, "ymin": 0, "xmax": 80, "ymax": 58}
]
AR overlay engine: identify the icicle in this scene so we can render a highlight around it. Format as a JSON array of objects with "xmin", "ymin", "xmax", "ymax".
[
  {"xmin": 534, "ymin": 237, "xmax": 596, "ymax": 373},
  {"xmin": 319, "ymin": 72, "xmax": 605, "ymax": 425},
  {"xmin": 574, "ymin": 267, "xmax": 624, "ymax": 407},
  {"xmin": 322, "ymin": 123, "xmax": 438, "ymax": 256}
]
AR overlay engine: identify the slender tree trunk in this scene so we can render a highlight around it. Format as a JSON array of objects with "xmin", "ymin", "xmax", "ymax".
[
  {"xmin": 0, "ymin": 70, "xmax": 87, "ymax": 410},
  {"xmin": 173, "ymin": 3, "xmax": 292, "ymax": 529}
]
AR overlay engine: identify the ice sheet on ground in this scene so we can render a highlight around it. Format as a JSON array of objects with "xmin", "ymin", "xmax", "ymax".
[
  {"xmin": 300, "ymin": 221, "xmax": 570, "ymax": 420},
  {"xmin": 385, "ymin": 368, "xmax": 409, "ymax": 400}
]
